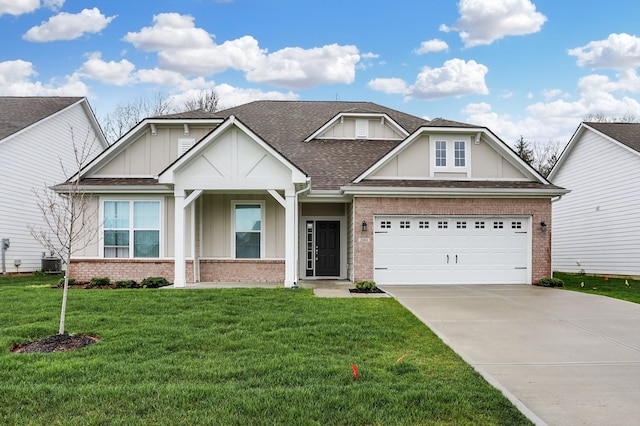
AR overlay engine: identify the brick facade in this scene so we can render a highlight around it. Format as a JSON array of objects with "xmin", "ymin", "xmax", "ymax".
[
  {"xmin": 69, "ymin": 258, "xmax": 284, "ymax": 284},
  {"xmin": 353, "ymin": 197, "xmax": 552, "ymax": 284}
]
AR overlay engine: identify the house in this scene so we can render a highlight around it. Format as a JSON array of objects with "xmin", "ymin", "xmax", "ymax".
[
  {"xmin": 0, "ymin": 97, "xmax": 108, "ymax": 273},
  {"xmin": 548, "ymin": 122, "xmax": 640, "ymax": 276},
  {"xmin": 65, "ymin": 101, "xmax": 566, "ymax": 286}
]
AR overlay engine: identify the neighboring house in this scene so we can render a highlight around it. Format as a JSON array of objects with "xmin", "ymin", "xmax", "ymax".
[
  {"xmin": 0, "ymin": 97, "xmax": 108, "ymax": 273},
  {"xmin": 65, "ymin": 101, "xmax": 566, "ymax": 286},
  {"xmin": 549, "ymin": 122, "xmax": 640, "ymax": 276}
]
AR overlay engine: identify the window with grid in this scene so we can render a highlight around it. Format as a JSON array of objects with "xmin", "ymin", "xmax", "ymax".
[
  {"xmin": 454, "ymin": 141, "xmax": 466, "ymax": 166},
  {"xmin": 435, "ymin": 140, "xmax": 447, "ymax": 166},
  {"xmin": 104, "ymin": 201, "xmax": 160, "ymax": 258}
]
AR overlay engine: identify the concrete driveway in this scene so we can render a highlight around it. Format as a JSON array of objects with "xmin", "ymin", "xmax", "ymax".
[{"xmin": 380, "ymin": 284, "xmax": 640, "ymax": 426}]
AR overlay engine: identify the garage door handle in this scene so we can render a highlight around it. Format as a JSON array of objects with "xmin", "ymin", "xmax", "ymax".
[
  {"xmin": 447, "ymin": 254, "xmax": 449, "ymax": 264},
  {"xmin": 375, "ymin": 267, "xmax": 388, "ymax": 270},
  {"xmin": 456, "ymin": 254, "xmax": 458, "ymax": 264}
]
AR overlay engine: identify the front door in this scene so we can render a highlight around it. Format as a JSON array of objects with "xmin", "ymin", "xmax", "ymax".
[{"xmin": 315, "ymin": 221, "xmax": 340, "ymax": 276}]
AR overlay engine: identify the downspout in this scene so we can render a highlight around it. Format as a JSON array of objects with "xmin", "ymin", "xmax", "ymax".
[{"xmin": 293, "ymin": 180, "xmax": 311, "ymax": 287}]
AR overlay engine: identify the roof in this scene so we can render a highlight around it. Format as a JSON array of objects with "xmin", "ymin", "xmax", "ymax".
[
  {"xmin": 152, "ymin": 109, "xmax": 219, "ymax": 120},
  {"xmin": 211, "ymin": 101, "xmax": 429, "ymax": 189},
  {"xmin": 0, "ymin": 97, "xmax": 83, "ymax": 140},
  {"xmin": 585, "ymin": 122, "xmax": 640, "ymax": 153}
]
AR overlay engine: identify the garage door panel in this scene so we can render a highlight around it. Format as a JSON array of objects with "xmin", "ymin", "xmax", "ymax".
[{"xmin": 374, "ymin": 216, "xmax": 530, "ymax": 285}]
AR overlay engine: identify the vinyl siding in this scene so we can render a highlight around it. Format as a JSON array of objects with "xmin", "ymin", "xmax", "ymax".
[
  {"xmin": 552, "ymin": 130, "xmax": 640, "ymax": 275},
  {"xmin": 0, "ymin": 103, "xmax": 105, "ymax": 272}
]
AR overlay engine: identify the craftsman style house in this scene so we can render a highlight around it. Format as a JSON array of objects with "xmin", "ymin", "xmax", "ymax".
[{"xmin": 66, "ymin": 101, "xmax": 566, "ymax": 286}]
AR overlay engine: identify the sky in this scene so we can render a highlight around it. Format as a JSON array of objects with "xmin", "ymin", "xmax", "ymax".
[{"xmin": 1, "ymin": 0, "xmax": 639, "ymax": 146}]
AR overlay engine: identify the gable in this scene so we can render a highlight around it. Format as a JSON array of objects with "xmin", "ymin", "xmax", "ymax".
[
  {"xmin": 314, "ymin": 116, "xmax": 406, "ymax": 140},
  {"xmin": 158, "ymin": 116, "xmax": 307, "ymax": 190},
  {"xmin": 362, "ymin": 129, "xmax": 533, "ymax": 182}
]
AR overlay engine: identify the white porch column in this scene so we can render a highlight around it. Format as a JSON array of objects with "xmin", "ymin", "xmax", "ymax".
[
  {"xmin": 284, "ymin": 190, "xmax": 296, "ymax": 287},
  {"xmin": 174, "ymin": 190, "xmax": 186, "ymax": 287}
]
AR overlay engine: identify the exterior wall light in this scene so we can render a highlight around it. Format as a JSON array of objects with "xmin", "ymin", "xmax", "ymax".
[
  {"xmin": 361, "ymin": 220, "xmax": 368, "ymax": 233},
  {"xmin": 540, "ymin": 221, "xmax": 547, "ymax": 231}
]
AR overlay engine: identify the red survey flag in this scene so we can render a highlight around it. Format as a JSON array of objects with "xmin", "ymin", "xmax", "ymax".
[{"xmin": 351, "ymin": 364, "xmax": 359, "ymax": 379}]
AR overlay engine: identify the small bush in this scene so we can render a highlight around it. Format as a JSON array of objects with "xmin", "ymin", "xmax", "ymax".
[
  {"xmin": 115, "ymin": 280, "xmax": 137, "ymax": 289},
  {"xmin": 89, "ymin": 277, "xmax": 110, "ymax": 288},
  {"xmin": 355, "ymin": 280, "xmax": 378, "ymax": 291},
  {"xmin": 58, "ymin": 277, "xmax": 76, "ymax": 286},
  {"xmin": 140, "ymin": 276, "xmax": 170, "ymax": 288},
  {"xmin": 536, "ymin": 277, "xmax": 564, "ymax": 287}
]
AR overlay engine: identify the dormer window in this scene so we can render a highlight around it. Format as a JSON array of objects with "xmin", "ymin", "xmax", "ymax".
[{"xmin": 430, "ymin": 136, "xmax": 470, "ymax": 176}]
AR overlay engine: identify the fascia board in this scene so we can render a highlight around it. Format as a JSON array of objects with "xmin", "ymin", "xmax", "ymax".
[{"xmin": 341, "ymin": 185, "xmax": 570, "ymax": 198}]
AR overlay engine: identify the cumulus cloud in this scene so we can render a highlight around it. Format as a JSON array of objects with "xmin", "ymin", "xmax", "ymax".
[
  {"xmin": 246, "ymin": 44, "xmax": 360, "ymax": 89},
  {"xmin": 75, "ymin": 52, "xmax": 135, "ymax": 86},
  {"xmin": 542, "ymin": 88, "xmax": 563, "ymax": 100},
  {"xmin": 568, "ymin": 33, "xmax": 640, "ymax": 69},
  {"xmin": 0, "ymin": 0, "xmax": 64, "ymax": 16},
  {"xmin": 0, "ymin": 59, "xmax": 88, "ymax": 96},
  {"xmin": 23, "ymin": 8, "xmax": 116, "ymax": 42},
  {"xmin": 171, "ymin": 84, "xmax": 298, "ymax": 111},
  {"xmin": 415, "ymin": 39, "xmax": 449, "ymax": 54},
  {"xmin": 123, "ymin": 13, "xmax": 361, "ymax": 89},
  {"xmin": 442, "ymin": 0, "xmax": 547, "ymax": 47},
  {"xmin": 369, "ymin": 59, "xmax": 489, "ymax": 100}
]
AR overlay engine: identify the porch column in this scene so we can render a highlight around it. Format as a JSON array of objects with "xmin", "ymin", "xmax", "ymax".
[
  {"xmin": 284, "ymin": 190, "xmax": 296, "ymax": 287},
  {"xmin": 174, "ymin": 191, "xmax": 186, "ymax": 287}
]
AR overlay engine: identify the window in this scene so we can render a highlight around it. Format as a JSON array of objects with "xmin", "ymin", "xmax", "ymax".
[
  {"xmin": 456, "ymin": 221, "xmax": 467, "ymax": 229},
  {"xmin": 438, "ymin": 221, "xmax": 448, "ymax": 229},
  {"xmin": 234, "ymin": 203, "xmax": 262, "ymax": 258},
  {"xmin": 475, "ymin": 221, "xmax": 485, "ymax": 229},
  {"xmin": 400, "ymin": 220, "xmax": 411, "ymax": 229},
  {"xmin": 104, "ymin": 201, "xmax": 160, "ymax": 258},
  {"xmin": 493, "ymin": 221, "xmax": 504, "ymax": 229},
  {"xmin": 454, "ymin": 141, "xmax": 466, "ymax": 167},
  {"xmin": 511, "ymin": 221, "xmax": 522, "ymax": 229},
  {"xmin": 435, "ymin": 141, "xmax": 447, "ymax": 166},
  {"xmin": 419, "ymin": 220, "xmax": 429, "ymax": 229},
  {"xmin": 380, "ymin": 221, "xmax": 391, "ymax": 229}
]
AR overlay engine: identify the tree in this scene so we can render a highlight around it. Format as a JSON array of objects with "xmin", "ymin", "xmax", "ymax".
[
  {"xmin": 513, "ymin": 136, "xmax": 561, "ymax": 178},
  {"xmin": 100, "ymin": 92, "xmax": 173, "ymax": 144},
  {"xmin": 182, "ymin": 90, "xmax": 219, "ymax": 112},
  {"xmin": 29, "ymin": 126, "xmax": 100, "ymax": 335},
  {"xmin": 514, "ymin": 135, "xmax": 534, "ymax": 165},
  {"xmin": 583, "ymin": 112, "xmax": 638, "ymax": 123}
]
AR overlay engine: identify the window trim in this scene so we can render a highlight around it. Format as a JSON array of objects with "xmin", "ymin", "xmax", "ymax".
[
  {"xmin": 231, "ymin": 200, "xmax": 265, "ymax": 259},
  {"xmin": 100, "ymin": 197, "xmax": 163, "ymax": 259},
  {"xmin": 430, "ymin": 136, "xmax": 470, "ymax": 176}
]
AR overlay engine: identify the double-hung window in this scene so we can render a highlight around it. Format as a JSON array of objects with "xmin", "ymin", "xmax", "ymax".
[
  {"xmin": 104, "ymin": 201, "xmax": 160, "ymax": 258},
  {"xmin": 233, "ymin": 202, "xmax": 263, "ymax": 259},
  {"xmin": 431, "ymin": 137, "xmax": 469, "ymax": 176},
  {"xmin": 435, "ymin": 140, "xmax": 447, "ymax": 166}
]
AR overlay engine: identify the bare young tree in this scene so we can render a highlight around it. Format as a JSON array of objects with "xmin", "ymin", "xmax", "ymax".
[
  {"xmin": 583, "ymin": 112, "xmax": 638, "ymax": 123},
  {"xmin": 182, "ymin": 90, "xmax": 220, "ymax": 112},
  {"xmin": 513, "ymin": 136, "xmax": 562, "ymax": 178},
  {"xmin": 29, "ymin": 126, "xmax": 100, "ymax": 335},
  {"xmin": 100, "ymin": 92, "xmax": 174, "ymax": 144}
]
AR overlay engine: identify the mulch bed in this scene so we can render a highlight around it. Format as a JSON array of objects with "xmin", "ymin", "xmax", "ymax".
[
  {"xmin": 10, "ymin": 334, "xmax": 100, "ymax": 354},
  {"xmin": 349, "ymin": 287, "xmax": 386, "ymax": 294}
]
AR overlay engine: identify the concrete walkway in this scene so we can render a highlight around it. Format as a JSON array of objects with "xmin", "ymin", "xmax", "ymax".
[{"xmin": 380, "ymin": 284, "xmax": 640, "ymax": 426}]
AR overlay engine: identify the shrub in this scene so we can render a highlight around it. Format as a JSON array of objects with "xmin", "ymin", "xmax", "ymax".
[
  {"xmin": 115, "ymin": 280, "xmax": 137, "ymax": 289},
  {"xmin": 355, "ymin": 280, "xmax": 378, "ymax": 291},
  {"xmin": 57, "ymin": 277, "xmax": 77, "ymax": 286},
  {"xmin": 89, "ymin": 277, "xmax": 110, "ymax": 288},
  {"xmin": 140, "ymin": 276, "xmax": 170, "ymax": 288},
  {"xmin": 536, "ymin": 277, "xmax": 564, "ymax": 288}
]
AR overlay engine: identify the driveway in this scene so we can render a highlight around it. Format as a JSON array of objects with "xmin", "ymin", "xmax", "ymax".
[{"xmin": 381, "ymin": 285, "xmax": 640, "ymax": 426}]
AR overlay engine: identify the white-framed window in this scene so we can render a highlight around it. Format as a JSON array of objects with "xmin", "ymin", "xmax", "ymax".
[
  {"xmin": 232, "ymin": 201, "xmax": 264, "ymax": 259},
  {"xmin": 103, "ymin": 200, "xmax": 161, "ymax": 258},
  {"xmin": 431, "ymin": 136, "xmax": 470, "ymax": 175}
]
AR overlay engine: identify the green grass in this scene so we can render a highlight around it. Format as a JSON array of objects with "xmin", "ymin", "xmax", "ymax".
[
  {"xmin": 554, "ymin": 272, "xmax": 640, "ymax": 304},
  {"xmin": 0, "ymin": 274, "xmax": 531, "ymax": 425}
]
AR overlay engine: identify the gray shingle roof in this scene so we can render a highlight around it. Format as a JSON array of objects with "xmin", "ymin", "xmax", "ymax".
[
  {"xmin": 586, "ymin": 122, "xmax": 640, "ymax": 153},
  {"xmin": 212, "ymin": 101, "xmax": 429, "ymax": 189},
  {"xmin": 0, "ymin": 97, "xmax": 83, "ymax": 140}
]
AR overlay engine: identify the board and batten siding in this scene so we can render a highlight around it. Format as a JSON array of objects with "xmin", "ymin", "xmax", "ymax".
[
  {"xmin": 552, "ymin": 130, "xmax": 640, "ymax": 276},
  {"xmin": 0, "ymin": 102, "xmax": 105, "ymax": 272}
]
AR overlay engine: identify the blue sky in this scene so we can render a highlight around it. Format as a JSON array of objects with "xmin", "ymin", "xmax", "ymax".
[{"xmin": 1, "ymin": 0, "xmax": 639, "ymax": 145}]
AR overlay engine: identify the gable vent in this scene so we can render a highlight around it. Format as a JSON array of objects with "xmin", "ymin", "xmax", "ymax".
[
  {"xmin": 179, "ymin": 138, "xmax": 196, "ymax": 155},
  {"xmin": 356, "ymin": 119, "xmax": 369, "ymax": 138}
]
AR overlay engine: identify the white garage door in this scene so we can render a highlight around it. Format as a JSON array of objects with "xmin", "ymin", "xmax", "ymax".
[{"xmin": 374, "ymin": 216, "xmax": 530, "ymax": 285}]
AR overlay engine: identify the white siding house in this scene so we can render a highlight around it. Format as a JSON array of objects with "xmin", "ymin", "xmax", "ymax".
[
  {"xmin": 549, "ymin": 122, "xmax": 640, "ymax": 276},
  {"xmin": 0, "ymin": 97, "xmax": 108, "ymax": 273}
]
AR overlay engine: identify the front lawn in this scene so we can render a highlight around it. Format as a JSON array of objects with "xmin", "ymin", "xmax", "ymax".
[
  {"xmin": 0, "ymin": 274, "xmax": 530, "ymax": 425},
  {"xmin": 554, "ymin": 272, "xmax": 640, "ymax": 304}
]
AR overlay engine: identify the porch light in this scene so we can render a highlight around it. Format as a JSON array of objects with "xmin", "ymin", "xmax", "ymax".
[
  {"xmin": 361, "ymin": 220, "xmax": 368, "ymax": 233},
  {"xmin": 540, "ymin": 221, "xmax": 547, "ymax": 231}
]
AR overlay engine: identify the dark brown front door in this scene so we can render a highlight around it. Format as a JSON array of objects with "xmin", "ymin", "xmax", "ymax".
[{"xmin": 315, "ymin": 221, "xmax": 340, "ymax": 276}]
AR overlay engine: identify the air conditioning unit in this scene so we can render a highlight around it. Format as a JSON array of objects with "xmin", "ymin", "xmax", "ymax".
[{"xmin": 41, "ymin": 257, "xmax": 62, "ymax": 274}]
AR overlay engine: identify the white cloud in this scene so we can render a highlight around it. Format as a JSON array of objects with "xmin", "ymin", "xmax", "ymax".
[
  {"xmin": 368, "ymin": 59, "xmax": 489, "ymax": 100},
  {"xmin": 444, "ymin": 0, "xmax": 547, "ymax": 47},
  {"xmin": 367, "ymin": 78, "xmax": 407, "ymax": 94},
  {"xmin": 75, "ymin": 52, "xmax": 135, "ymax": 86},
  {"xmin": 542, "ymin": 88, "xmax": 563, "ymax": 100},
  {"xmin": 170, "ymin": 84, "xmax": 298, "ymax": 110},
  {"xmin": 123, "ymin": 13, "xmax": 361, "ymax": 89},
  {"xmin": 246, "ymin": 44, "xmax": 360, "ymax": 89},
  {"xmin": 0, "ymin": 59, "xmax": 88, "ymax": 96},
  {"xmin": 23, "ymin": 8, "xmax": 116, "ymax": 42},
  {"xmin": 568, "ymin": 33, "xmax": 640, "ymax": 69},
  {"xmin": 409, "ymin": 58, "xmax": 489, "ymax": 99},
  {"xmin": 415, "ymin": 39, "xmax": 449, "ymax": 54},
  {"xmin": 0, "ymin": 0, "xmax": 64, "ymax": 16}
]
